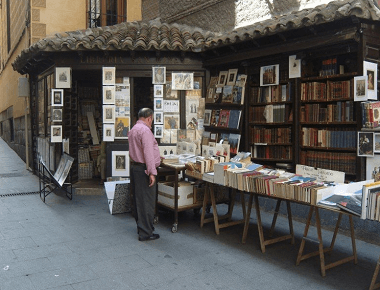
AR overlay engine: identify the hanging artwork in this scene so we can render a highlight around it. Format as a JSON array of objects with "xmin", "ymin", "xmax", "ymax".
[
  {"xmin": 55, "ymin": 67, "xmax": 71, "ymax": 88},
  {"xmin": 103, "ymin": 105, "xmax": 116, "ymax": 123},
  {"xmin": 164, "ymin": 114, "xmax": 180, "ymax": 130},
  {"xmin": 260, "ymin": 64, "xmax": 279, "ymax": 86},
  {"xmin": 51, "ymin": 125, "xmax": 63, "ymax": 143},
  {"xmin": 52, "ymin": 108, "xmax": 62, "ymax": 122},
  {"xmin": 103, "ymin": 124, "xmax": 115, "ymax": 142},
  {"xmin": 154, "ymin": 125, "xmax": 163, "ymax": 138},
  {"xmin": 154, "ymin": 85, "xmax": 164, "ymax": 98},
  {"xmin": 289, "ymin": 55, "xmax": 301, "ymax": 78},
  {"xmin": 102, "ymin": 67, "xmax": 116, "ymax": 85},
  {"xmin": 152, "ymin": 66, "xmax": 166, "ymax": 84},
  {"xmin": 154, "ymin": 98, "xmax": 163, "ymax": 111},
  {"xmin": 363, "ymin": 61, "xmax": 378, "ymax": 100},
  {"xmin": 115, "ymin": 117, "xmax": 130, "ymax": 139},
  {"xmin": 172, "ymin": 72, "xmax": 194, "ymax": 90},
  {"xmin": 51, "ymin": 89, "xmax": 63, "ymax": 106},
  {"xmin": 103, "ymin": 86, "xmax": 116, "ymax": 104},
  {"xmin": 112, "ymin": 151, "xmax": 129, "ymax": 177},
  {"xmin": 354, "ymin": 76, "xmax": 368, "ymax": 102},
  {"xmin": 358, "ymin": 131, "xmax": 374, "ymax": 157},
  {"xmin": 154, "ymin": 112, "xmax": 163, "ymax": 124}
]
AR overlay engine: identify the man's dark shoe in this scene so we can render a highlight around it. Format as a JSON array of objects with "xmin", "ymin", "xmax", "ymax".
[{"xmin": 138, "ymin": 233, "xmax": 160, "ymax": 241}]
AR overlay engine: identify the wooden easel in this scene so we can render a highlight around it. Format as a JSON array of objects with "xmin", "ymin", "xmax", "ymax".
[
  {"xmin": 242, "ymin": 193, "xmax": 294, "ymax": 253},
  {"xmin": 370, "ymin": 254, "xmax": 380, "ymax": 290},
  {"xmin": 200, "ymin": 182, "xmax": 246, "ymax": 234},
  {"xmin": 296, "ymin": 206, "xmax": 357, "ymax": 277}
]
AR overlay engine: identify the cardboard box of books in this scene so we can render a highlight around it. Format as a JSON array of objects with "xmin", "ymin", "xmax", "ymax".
[
  {"xmin": 158, "ymin": 181, "xmax": 194, "ymax": 208},
  {"xmin": 214, "ymin": 162, "xmax": 243, "ymax": 186}
]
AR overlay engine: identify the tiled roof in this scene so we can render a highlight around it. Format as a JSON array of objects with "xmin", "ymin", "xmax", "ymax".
[{"xmin": 12, "ymin": 0, "xmax": 380, "ymax": 73}]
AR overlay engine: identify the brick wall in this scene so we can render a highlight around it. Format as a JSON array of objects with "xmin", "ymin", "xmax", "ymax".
[{"xmin": 142, "ymin": 0, "xmax": 160, "ymax": 21}]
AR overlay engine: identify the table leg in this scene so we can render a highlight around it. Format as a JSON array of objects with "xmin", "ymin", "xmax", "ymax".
[
  {"xmin": 286, "ymin": 201, "xmax": 295, "ymax": 244},
  {"xmin": 370, "ymin": 255, "xmax": 380, "ymax": 290},
  {"xmin": 242, "ymin": 193, "xmax": 254, "ymax": 244},
  {"xmin": 200, "ymin": 183, "xmax": 210, "ymax": 228},
  {"xmin": 315, "ymin": 207, "xmax": 326, "ymax": 277},
  {"xmin": 254, "ymin": 195, "xmax": 266, "ymax": 253},
  {"xmin": 269, "ymin": 199, "xmax": 282, "ymax": 238}
]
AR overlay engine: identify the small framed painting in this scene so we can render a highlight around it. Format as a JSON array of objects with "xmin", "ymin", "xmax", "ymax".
[
  {"xmin": 103, "ymin": 105, "xmax": 115, "ymax": 123},
  {"xmin": 154, "ymin": 112, "xmax": 163, "ymax": 124},
  {"xmin": 52, "ymin": 108, "xmax": 62, "ymax": 122},
  {"xmin": 55, "ymin": 67, "xmax": 71, "ymax": 88},
  {"xmin": 227, "ymin": 69, "xmax": 238, "ymax": 86},
  {"xmin": 218, "ymin": 71, "xmax": 228, "ymax": 86},
  {"xmin": 154, "ymin": 98, "xmax": 163, "ymax": 111},
  {"xmin": 354, "ymin": 76, "xmax": 368, "ymax": 102},
  {"xmin": 103, "ymin": 86, "xmax": 115, "ymax": 104},
  {"xmin": 363, "ymin": 61, "xmax": 378, "ymax": 100},
  {"xmin": 260, "ymin": 64, "xmax": 279, "ymax": 86},
  {"xmin": 289, "ymin": 55, "xmax": 301, "ymax": 79},
  {"xmin": 154, "ymin": 125, "xmax": 163, "ymax": 138},
  {"xmin": 102, "ymin": 67, "xmax": 116, "ymax": 85},
  {"xmin": 204, "ymin": 109, "xmax": 212, "ymax": 126},
  {"xmin": 103, "ymin": 123, "xmax": 115, "ymax": 142},
  {"xmin": 51, "ymin": 89, "xmax": 64, "ymax": 106},
  {"xmin": 152, "ymin": 66, "xmax": 166, "ymax": 84},
  {"xmin": 172, "ymin": 72, "xmax": 194, "ymax": 90},
  {"xmin": 112, "ymin": 151, "xmax": 129, "ymax": 177},
  {"xmin": 154, "ymin": 85, "xmax": 164, "ymax": 98},
  {"xmin": 115, "ymin": 117, "xmax": 130, "ymax": 139},
  {"xmin": 51, "ymin": 125, "xmax": 62, "ymax": 143},
  {"xmin": 358, "ymin": 131, "xmax": 374, "ymax": 157}
]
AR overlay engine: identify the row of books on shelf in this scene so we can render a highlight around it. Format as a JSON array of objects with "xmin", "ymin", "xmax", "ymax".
[
  {"xmin": 251, "ymin": 145, "xmax": 292, "ymax": 160},
  {"xmin": 250, "ymin": 84, "xmax": 292, "ymax": 104},
  {"xmin": 361, "ymin": 101, "xmax": 380, "ymax": 129},
  {"xmin": 201, "ymin": 131, "xmax": 241, "ymax": 155},
  {"xmin": 300, "ymin": 101, "xmax": 354, "ymax": 123},
  {"xmin": 301, "ymin": 128, "xmax": 356, "ymax": 149},
  {"xmin": 300, "ymin": 80, "xmax": 352, "ymax": 101},
  {"xmin": 249, "ymin": 105, "xmax": 293, "ymax": 123},
  {"xmin": 300, "ymin": 150, "xmax": 356, "ymax": 175},
  {"xmin": 250, "ymin": 127, "xmax": 292, "ymax": 144},
  {"xmin": 319, "ymin": 57, "xmax": 339, "ymax": 77},
  {"xmin": 204, "ymin": 109, "xmax": 242, "ymax": 129}
]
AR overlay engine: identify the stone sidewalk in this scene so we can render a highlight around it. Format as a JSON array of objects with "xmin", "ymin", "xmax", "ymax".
[{"xmin": 0, "ymin": 138, "xmax": 379, "ymax": 289}]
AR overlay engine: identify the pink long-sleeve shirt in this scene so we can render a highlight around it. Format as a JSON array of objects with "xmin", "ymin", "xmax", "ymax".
[{"xmin": 128, "ymin": 120, "xmax": 161, "ymax": 176}]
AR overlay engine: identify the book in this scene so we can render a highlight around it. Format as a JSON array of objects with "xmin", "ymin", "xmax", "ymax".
[
  {"xmin": 233, "ymin": 86, "xmax": 245, "ymax": 104},
  {"xmin": 228, "ymin": 133, "xmax": 241, "ymax": 154},
  {"xmin": 218, "ymin": 109, "xmax": 230, "ymax": 127},
  {"xmin": 210, "ymin": 110, "xmax": 220, "ymax": 127},
  {"xmin": 336, "ymin": 196, "xmax": 361, "ymax": 216},
  {"xmin": 228, "ymin": 110, "xmax": 241, "ymax": 129},
  {"xmin": 222, "ymin": 85, "xmax": 234, "ymax": 103}
]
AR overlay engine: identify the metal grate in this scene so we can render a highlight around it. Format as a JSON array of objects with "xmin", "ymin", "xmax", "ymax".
[{"xmin": 0, "ymin": 191, "xmax": 40, "ymax": 197}]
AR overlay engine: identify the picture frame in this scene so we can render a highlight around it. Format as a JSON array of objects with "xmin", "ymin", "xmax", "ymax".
[
  {"xmin": 51, "ymin": 125, "xmax": 62, "ymax": 143},
  {"xmin": 172, "ymin": 72, "xmax": 194, "ymax": 90},
  {"xmin": 227, "ymin": 68, "xmax": 238, "ymax": 86},
  {"xmin": 55, "ymin": 67, "xmax": 71, "ymax": 89},
  {"xmin": 165, "ymin": 82, "xmax": 179, "ymax": 100},
  {"xmin": 103, "ymin": 105, "xmax": 115, "ymax": 123},
  {"xmin": 103, "ymin": 85, "xmax": 116, "ymax": 104},
  {"xmin": 363, "ymin": 61, "xmax": 378, "ymax": 100},
  {"xmin": 152, "ymin": 66, "xmax": 166, "ymax": 84},
  {"xmin": 154, "ymin": 84, "xmax": 164, "ymax": 98},
  {"xmin": 115, "ymin": 117, "xmax": 130, "ymax": 139},
  {"xmin": 164, "ymin": 114, "xmax": 180, "ymax": 130},
  {"xmin": 218, "ymin": 71, "xmax": 228, "ymax": 86},
  {"xmin": 204, "ymin": 109, "xmax": 212, "ymax": 126},
  {"xmin": 354, "ymin": 76, "xmax": 368, "ymax": 102},
  {"xmin": 103, "ymin": 123, "xmax": 115, "ymax": 142},
  {"xmin": 158, "ymin": 146, "xmax": 177, "ymax": 156},
  {"xmin": 62, "ymin": 138, "xmax": 69, "ymax": 154},
  {"xmin": 154, "ymin": 111, "xmax": 163, "ymax": 124},
  {"xmin": 102, "ymin": 67, "xmax": 116, "ymax": 85},
  {"xmin": 112, "ymin": 150, "xmax": 129, "ymax": 177},
  {"xmin": 154, "ymin": 98, "xmax": 163, "ymax": 111},
  {"xmin": 154, "ymin": 125, "xmax": 163, "ymax": 138},
  {"xmin": 51, "ymin": 89, "xmax": 63, "ymax": 106},
  {"xmin": 289, "ymin": 55, "xmax": 301, "ymax": 79},
  {"xmin": 366, "ymin": 154, "xmax": 380, "ymax": 181},
  {"xmin": 52, "ymin": 108, "xmax": 63, "ymax": 122},
  {"xmin": 375, "ymin": 133, "xmax": 380, "ymax": 153},
  {"xmin": 358, "ymin": 131, "xmax": 374, "ymax": 157},
  {"xmin": 260, "ymin": 64, "xmax": 279, "ymax": 86},
  {"xmin": 163, "ymin": 100, "xmax": 180, "ymax": 113}
]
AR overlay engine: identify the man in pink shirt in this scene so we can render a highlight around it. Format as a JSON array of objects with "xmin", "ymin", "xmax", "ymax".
[{"xmin": 128, "ymin": 108, "xmax": 161, "ymax": 241}]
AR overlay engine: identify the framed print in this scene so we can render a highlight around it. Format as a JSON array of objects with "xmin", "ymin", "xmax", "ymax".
[
  {"xmin": 51, "ymin": 125, "xmax": 62, "ymax": 143},
  {"xmin": 112, "ymin": 151, "xmax": 129, "ymax": 177},
  {"xmin": 358, "ymin": 131, "xmax": 374, "ymax": 157},
  {"xmin": 103, "ymin": 105, "xmax": 115, "ymax": 123},
  {"xmin": 62, "ymin": 138, "xmax": 69, "ymax": 154},
  {"xmin": 152, "ymin": 66, "xmax": 166, "ymax": 84},
  {"xmin": 204, "ymin": 109, "xmax": 212, "ymax": 126},
  {"xmin": 289, "ymin": 55, "xmax": 301, "ymax": 79},
  {"xmin": 165, "ymin": 82, "xmax": 179, "ymax": 100},
  {"xmin": 154, "ymin": 85, "xmax": 164, "ymax": 98},
  {"xmin": 154, "ymin": 112, "xmax": 163, "ymax": 124},
  {"xmin": 218, "ymin": 71, "xmax": 228, "ymax": 86},
  {"xmin": 158, "ymin": 146, "xmax": 177, "ymax": 156},
  {"xmin": 366, "ymin": 154, "xmax": 380, "ymax": 181},
  {"xmin": 154, "ymin": 98, "xmax": 163, "ymax": 111},
  {"xmin": 103, "ymin": 86, "xmax": 115, "ymax": 104},
  {"xmin": 172, "ymin": 72, "xmax": 194, "ymax": 90},
  {"xmin": 102, "ymin": 67, "xmax": 116, "ymax": 85},
  {"xmin": 260, "ymin": 64, "xmax": 279, "ymax": 86},
  {"xmin": 115, "ymin": 117, "xmax": 130, "ymax": 139},
  {"xmin": 354, "ymin": 76, "xmax": 368, "ymax": 102},
  {"xmin": 164, "ymin": 114, "xmax": 180, "ymax": 130},
  {"xmin": 52, "ymin": 108, "xmax": 62, "ymax": 122},
  {"xmin": 163, "ymin": 100, "xmax": 180, "ymax": 113},
  {"xmin": 154, "ymin": 125, "xmax": 163, "ymax": 138},
  {"xmin": 55, "ymin": 67, "xmax": 71, "ymax": 88},
  {"xmin": 51, "ymin": 89, "xmax": 63, "ymax": 106},
  {"xmin": 227, "ymin": 69, "xmax": 238, "ymax": 86},
  {"xmin": 363, "ymin": 61, "xmax": 378, "ymax": 100},
  {"xmin": 103, "ymin": 123, "xmax": 115, "ymax": 142}
]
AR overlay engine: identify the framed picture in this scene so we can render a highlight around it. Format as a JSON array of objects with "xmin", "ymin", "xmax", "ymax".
[
  {"xmin": 112, "ymin": 151, "xmax": 129, "ymax": 177},
  {"xmin": 375, "ymin": 133, "xmax": 380, "ymax": 153},
  {"xmin": 158, "ymin": 146, "xmax": 177, "ymax": 156},
  {"xmin": 227, "ymin": 69, "xmax": 238, "ymax": 86},
  {"xmin": 51, "ymin": 89, "xmax": 63, "ymax": 106},
  {"xmin": 165, "ymin": 82, "xmax": 179, "ymax": 100},
  {"xmin": 154, "ymin": 112, "xmax": 163, "ymax": 124},
  {"xmin": 260, "ymin": 64, "xmax": 279, "ymax": 86},
  {"xmin": 164, "ymin": 114, "xmax": 179, "ymax": 130},
  {"xmin": 204, "ymin": 109, "xmax": 212, "ymax": 126},
  {"xmin": 51, "ymin": 125, "xmax": 62, "ymax": 143},
  {"xmin": 363, "ymin": 61, "xmax": 378, "ymax": 100},
  {"xmin": 55, "ymin": 67, "xmax": 71, "ymax": 88},
  {"xmin": 152, "ymin": 66, "xmax": 166, "ymax": 84},
  {"xmin": 52, "ymin": 108, "xmax": 62, "ymax": 122},
  {"xmin": 366, "ymin": 154, "xmax": 380, "ymax": 180},
  {"xmin": 289, "ymin": 55, "xmax": 301, "ymax": 79},
  {"xmin": 102, "ymin": 67, "xmax": 116, "ymax": 85},
  {"xmin": 103, "ymin": 86, "xmax": 115, "ymax": 104},
  {"xmin": 103, "ymin": 123, "xmax": 115, "ymax": 142},
  {"xmin": 154, "ymin": 125, "xmax": 163, "ymax": 138},
  {"xmin": 358, "ymin": 131, "xmax": 374, "ymax": 157},
  {"xmin": 163, "ymin": 100, "xmax": 180, "ymax": 113},
  {"xmin": 115, "ymin": 117, "xmax": 130, "ymax": 139},
  {"xmin": 354, "ymin": 76, "xmax": 368, "ymax": 102},
  {"xmin": 172, "ymin": 72, "xmax": 194, "ymax": 90},
  {"xmin": 154, "ymin": 98, "xmax": 163, "ymax": 111},
  {"xmin": 62, "ymin": 138, "xmax": 69, "ymax": 154},
  {"xmin": 154, "ymin": 85, "xmax": 164, "ymax": 98},
  {"xmin": 103, "ymin": 105, "xmax": 115, "ymax": 123},
  {"xmin": 218, "ymin": 71, "xmax": 228, "ymax": 86}
]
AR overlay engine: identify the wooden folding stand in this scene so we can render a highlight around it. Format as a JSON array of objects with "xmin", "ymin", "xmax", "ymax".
[
  {"xmin": 296, "ymin": 206, "xmax": 357, "ymax": 277},
  {"xmin": 200, "ymin": 182, "xmax": 246, "ymax": 235},
  {"xmin": 242, "ymin": 193, "xmax": 294, "ymax": 253},
  {"xmin": 370, "ymin": 254, "xmax": 380, "ymax": 290}
]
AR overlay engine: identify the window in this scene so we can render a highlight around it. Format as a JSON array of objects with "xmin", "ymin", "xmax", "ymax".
[{"xmin": 87, "ymin": 0, "xmax": 127, "ymax": 28}]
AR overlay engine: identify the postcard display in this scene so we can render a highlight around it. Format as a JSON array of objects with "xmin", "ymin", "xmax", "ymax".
[
  {"xmin": 203, "ymin": 68, "xmax": 245, "ymax": 160},
  {"xmin": 152, "ymin": 67, "xmax": 203, "ymax": 156}
]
